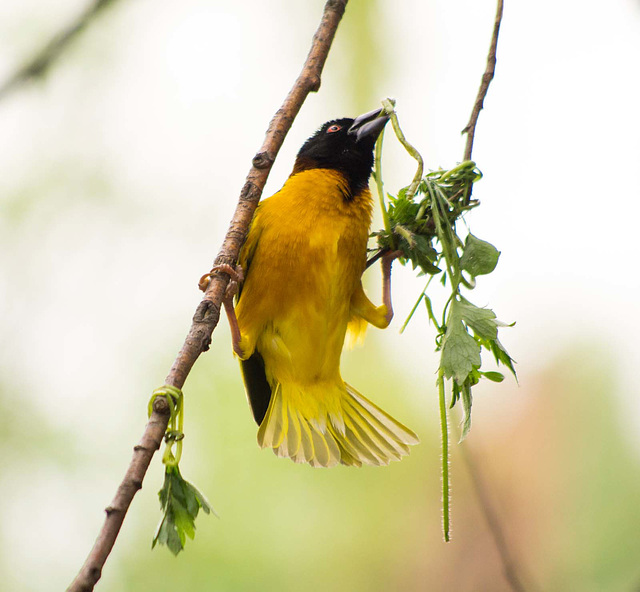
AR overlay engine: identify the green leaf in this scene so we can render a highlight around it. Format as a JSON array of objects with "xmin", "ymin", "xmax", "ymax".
[
  {"xmin": 413, "ymin": 234, "xmax": 438, "ymax": 261},
  {"xmin": 187, "ymin": 481, "xmax": 214, "ymax": 516},
  {"xmin": 388, "ymin": 194, "xmax": 418, "ymax": 226},
  {"xmin": 450, "ymin": 381, "xmax": 460, "ymax": 409},
  {"xmin": 169, "ymin": 470, "xmax": 188, "ymax": 505},
  {"xmin": 411, "ymin": 234, "xmax": 441, "ymax": 275},
  {"xmin": 456, "ymin": 298, "xmax": 499, "ymax": 340},
  {"xmin": 481, "ymin": 371, "xmax": 505, "ymax": 383},
  {"xmin": 460, "ymin": 233, "xmax": 500, "ymax": 276},
  {"xmin": 172, "ymin": 499, "xmax": 195, "ymax": 541},
  {"xmin": 396, "ymin": 186, "xmax": 408, "ymax": 201},
  {"xmin": 440, "ymin": 319, "xmax": 481, "ymax": 385},
  {"xmin": 165, "ymin": 520, "xmax": 184, "ymax": 556},
  {"xmin": 459, "ymin": 381, "xmax": 473, "ymax": 441},
  {"xmin": 152, "ymin": 515, "xmax": 168, "ymax": 549},
  {"xmin": 180, "ymin": 478, "xmax": 199, "ymax": 518},
  {"xmin": 489, "ymin": 338, "xmax": 517, "ymax": 379},
  {"xmin": 152, "ymin": 466, "xmax": 214, "ymax": 555},
  {"xmin": 391, "ymin": 222, "xmax": 442, "ymax": 277}
]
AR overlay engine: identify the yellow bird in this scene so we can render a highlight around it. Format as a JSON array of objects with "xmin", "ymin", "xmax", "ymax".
[{"xmin": 219, "ymin": 108, "xmax": 419, "ymax": 467}]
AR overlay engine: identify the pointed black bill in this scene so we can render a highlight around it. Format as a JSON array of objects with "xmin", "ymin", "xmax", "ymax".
[{"xmin": 348, "ymin": 107, "xmax": 389, "ymax": 142}]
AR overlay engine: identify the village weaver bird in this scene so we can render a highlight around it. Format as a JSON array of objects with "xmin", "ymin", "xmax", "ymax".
[{"xmin": 203, "ymin": 108, "xmax": 419, "ymax": 467}]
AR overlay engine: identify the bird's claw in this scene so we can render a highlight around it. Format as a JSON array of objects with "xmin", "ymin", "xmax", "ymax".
[
  {"xmin": 198, "ymin": 263, "xmax": 245, "ymax": 296},
  {"xmin": 382, "ymin": 249, "xmax": 404, "ymax": 263}
]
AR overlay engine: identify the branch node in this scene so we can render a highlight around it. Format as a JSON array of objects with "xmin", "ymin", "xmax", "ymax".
[
  {"xmin": 89, "ymin": 567, "xmax": 101, "ymax": 583},
  {"xmin": 307, "ymin": 75, "xmax": 321, "ymax": 92},
  {"xmin": 238, "ymin": 180, "xmax": 262, "ymax": 203},
  {"xmin": 252, "ymin": 151, "xmax": 273, "ymax": 169},
  {"xmin": 151, "ymin": 396, "xmax": 170, "ymax": 415},
  {"xmin": 193, "ymin": 299, "xmax": 219, "ymax": 324}
]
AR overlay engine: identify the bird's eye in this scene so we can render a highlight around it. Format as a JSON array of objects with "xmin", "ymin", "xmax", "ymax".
[{"xmin": 326, "ymin": 124, "xmax": 342, "ymax": 133}]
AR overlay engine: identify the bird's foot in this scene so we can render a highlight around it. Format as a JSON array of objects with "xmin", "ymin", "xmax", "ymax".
[
  {"xmin": 198, "ymin": 263, "xmax": 246, "ymax": 358},
  {"xmin": 381, "ymin": 249, "xmax": 404, "ymax": 266},
  {"xmin": 198, "ymin": 263, "xmax": 245, "ymax": 297}
]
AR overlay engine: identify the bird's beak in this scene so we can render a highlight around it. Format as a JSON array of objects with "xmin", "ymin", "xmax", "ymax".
[{"xmin": 348, "ymin": 107, "xmax": 389, "ymax": 142}]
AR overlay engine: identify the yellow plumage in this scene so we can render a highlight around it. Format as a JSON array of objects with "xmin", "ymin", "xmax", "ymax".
[{"xmin": 235, "ymin": 168, "xmax": 419, "ymax": 467}]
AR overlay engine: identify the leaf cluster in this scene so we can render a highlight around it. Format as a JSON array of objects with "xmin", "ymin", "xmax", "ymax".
[
  {"xmin": 148, "ymin": 386, "xmax": 213, "ymax": 555},
  {"xmin": 373, "ymin": 160, "xmax": 516, "ymax": 440},
  {"xmin": 153, "ymin": 465, "xmax": 213, "ymax": 555},
  {"xmin": 373, "ymin": 161, "xmax": 481, "ymax": 276}
]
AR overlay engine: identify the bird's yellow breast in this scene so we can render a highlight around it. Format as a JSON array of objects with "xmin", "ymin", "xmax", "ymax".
[{"xmin": 236, "ymin": 169, "xmax": 373, "ymax": 383}]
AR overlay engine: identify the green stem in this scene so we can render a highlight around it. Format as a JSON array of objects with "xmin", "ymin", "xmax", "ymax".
[
  {"xmin": 400, "ymin": 292, "xmax": 424, "ymax": 334},
  {"xmin": 382, "ymin": 98, "xmax": 423, "ymax": 200},
  {"xmin": 439, "ymin": 160, "xmax": 475, "ymax": 182},
  {"xmin": 438, "ymin": 369, "xmax": 451, "ymax": 542},
  {"xmin": 400, "ymin": 268, "xmax": 440, "ymax": 333},
  {"xmin": 373, "ymin": 129, "xmax": 393, "ymax": 243},
  {"xmin": 424, "ymin": 293, "xmax": 443, "ymax": 333},
  {"xmin": 394, "ymin": 224, "xmax": 414, "ymax": 247},
  {"xmin": 441, "ymin": 292, "xmax": 455, "ymax": 331},
  {"xmin": 162, "ymin": 444, "xmax": 176, "ymax": 466},
  {"xmin": 426, "ymin": 182, "xmax": 457, "ymax": 286},
  {"xmin": 175, "ymin": 391, "xmax": 184, "ymax": 465},
  {"xmin": 149, "ymin": 385, "xmax": 185, "ymax": 467}
]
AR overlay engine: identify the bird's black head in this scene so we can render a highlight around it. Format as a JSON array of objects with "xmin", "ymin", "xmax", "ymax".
[{"xmin": 293, "ymin": 108, "xmax": 389, "ymax": 198}]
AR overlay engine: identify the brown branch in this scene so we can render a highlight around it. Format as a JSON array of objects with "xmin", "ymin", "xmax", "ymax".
[
  {"xmin": 458, "ymin": 3, "xmax": 531, "ymax": 589},
  {"xmin": 66, "ymin": 1, "xmax": 348, "ymax": 590},
  {"xmin": 459, "ymin": 439, "xmax": 534, "ymax": 592},
  {"xmin": 0, "ymin": 0, "xmax": 122, "ymax": 102},
  {"xmin": 462, "ymin": 0, "xmax": 504, "ymax": 163}
]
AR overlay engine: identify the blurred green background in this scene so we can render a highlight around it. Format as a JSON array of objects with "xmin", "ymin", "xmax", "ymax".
[{"xmin": 1, "ymin": 1, "xmax": 640, "ymax": 590}]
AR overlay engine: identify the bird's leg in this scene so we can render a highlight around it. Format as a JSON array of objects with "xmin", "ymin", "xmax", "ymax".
[
  {"xmin": 223, "ymin": 298, "xmax": 245, "ymax": 359},
  {"xmin": 221, "ymin": 273, "xmax": 244, "ymax": 358},
  {"xmin": 381, "ymin": 250, "xmax": 403, "ymax": 325},
  {"xmin": 198, "ymin": 264, "xmax": 245, "ymax": 358}
]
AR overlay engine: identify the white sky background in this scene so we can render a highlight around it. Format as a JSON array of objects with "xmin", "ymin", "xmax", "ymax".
[{"xmin": 1, "ymin": 0, "xmax": 639, "ymax": 590}]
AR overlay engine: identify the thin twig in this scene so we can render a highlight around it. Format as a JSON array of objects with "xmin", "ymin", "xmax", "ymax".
[
  {"xmin": 365, "ymin": 248, "xmax": 387, "ymax": 269},
  {"xmin": 66, "ymin": 2, "xmax": 348, "ymax": 590},
  {"xmin": 458, "ymin": 1, "xmax": 529, "ymax": 588},
  {"xmin": 458, "ymin": 438, "xmax": 530, "ymax": 592},
  {"xmin": 461, "ymin": 0, "xmax": 504, "ymax": 164},
  {"xmin": 0, "ymin": 0, "xmax": 121, "ymax": 102}
]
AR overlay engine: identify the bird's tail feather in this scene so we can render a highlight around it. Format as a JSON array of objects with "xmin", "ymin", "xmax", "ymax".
[{"xmin": 256, "ymin": 381, "xmax": 419, "ymax": 467}]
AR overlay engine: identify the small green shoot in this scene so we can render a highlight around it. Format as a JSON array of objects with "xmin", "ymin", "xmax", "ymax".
[
  {"xmin": 153, "ymin": 465, "xmax": 213, "ymax": 555},
  {"xmin": 149, "ymin": 385, "xmax": 214, "ymax": 555}
]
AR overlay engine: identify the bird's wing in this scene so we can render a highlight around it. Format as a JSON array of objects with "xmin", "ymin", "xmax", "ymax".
[
  {"xmin": 238, "ymin": 204, "xmax": 264, "ymax": 284},
  {"xmin": 240, "ymin": 351, "xmax": 272, "ymax": 425},
  {"xmin": 237, "ymin": 202, "xmax": 272, "ymax": 425}
]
